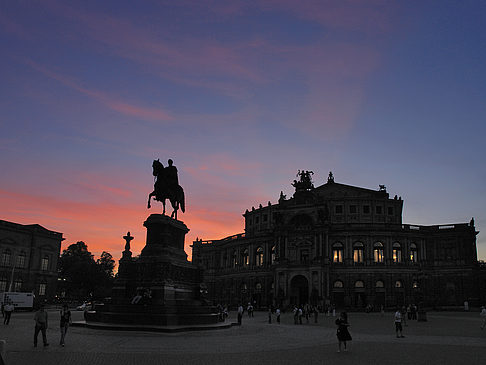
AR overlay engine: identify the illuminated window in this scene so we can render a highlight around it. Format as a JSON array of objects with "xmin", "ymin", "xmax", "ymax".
[
  {"xmin": 38, "ymin": 282, "xmax": 47, "ymax": 296},
  {"xmin": 14, "ymin": 279, "xmax": 22, "ymax": 292},
  {"xmin": 395, "ymin": 280, "xmax": 403, "ymax": 288},
  {"xmin": 271, "ymin": 245, "xmax": 276, "ymax": 264},
  {"xmin": 241, "ymin": 283, "xmax": 248, "ymax": 291},
  {"xmin": 374, "ymin": 242, "xmax": 384, "ymax": 263},
  {"xmin": 16, "ymin": 252, "xmax": 26, "ymax": 268},
  {"xmin": 1, "ymin": 249, "xmax": 11, "ymax": 266},
  {"xmin": 333, "ymin": 280, "xmax": 344, "ymax": 288},
  {"xmin": 376, "ymin": 280, "xmax": 384, "ymax": 288},
  {"xmin": 255, "ymin": 247, "xmax": 264, "ymax": 266},
  {"xmin": 332, "ymin": 243, "xmax": 344, "ymax": 263},
  {"xmin": 353, "ymin": 242, "xmax": 364, "ymax": 263},
  {"xmin": 242, "ymin": 249, "xmax": 249, "ymax": 266},
  {"xmin": 41, "ymin": 256, "xmax": 49, "ymax": 271},
  {"xmin": 410, "ymin": 243, "xmax": 418, "ymax": 263},
  {"xmin": 355, "ymin": 280, "xmax": 364, "ymax": 288},
  {"xmin": 412, "ymin": 281, "xmax": 419, "ymax": 289},
  {"xmin": 392, "ymin": 242, "xmax": 402, "ymax": 263}
]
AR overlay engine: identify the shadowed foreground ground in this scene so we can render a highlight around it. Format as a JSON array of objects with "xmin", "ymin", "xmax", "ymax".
[{"xmin": 1, "ymin": 310, "xmax": 485, "ymax": 365}]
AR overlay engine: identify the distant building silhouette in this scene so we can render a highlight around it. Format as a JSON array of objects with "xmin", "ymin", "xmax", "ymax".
[
  {"xmin": 192, "ymin": 171, "xmax": 483, "ymax": 309},
  {"xmin": 0, "ymin": 220, "xmax": 63, "ymax": 301}
]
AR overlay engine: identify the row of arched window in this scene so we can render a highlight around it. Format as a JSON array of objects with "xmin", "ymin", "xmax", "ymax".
[
  {"xmin": 0, "ymin": 249, "xmax": 50, "ymax": 270},
  {"xmin": 333, "ymin": 280, "xmax": 420, "ymax": 289},
  {"xmin": 332, "ymin": 242, "xmax": 418, "ymax": 263},
  {"xmin": 221, "ymin": 246, "xmax": 277, "ymax": 268}
]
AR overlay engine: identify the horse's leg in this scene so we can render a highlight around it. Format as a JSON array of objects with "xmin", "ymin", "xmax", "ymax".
[{"xmin": 147, "ymin": 192, "xmax": 154, "ymax": 209}]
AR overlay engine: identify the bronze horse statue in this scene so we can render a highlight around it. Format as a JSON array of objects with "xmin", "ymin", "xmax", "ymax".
[{"xmin": 147, "ymin": 159, "xmax": 185, "ymax": 219}]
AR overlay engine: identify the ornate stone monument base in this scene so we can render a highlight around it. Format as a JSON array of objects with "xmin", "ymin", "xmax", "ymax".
[{"xmin": 86, "ymin": 214, "xmax": 220, "ymax": 329}]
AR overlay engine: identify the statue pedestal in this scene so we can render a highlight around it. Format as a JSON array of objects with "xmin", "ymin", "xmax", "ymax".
[{"xmin": 87, "ymin": 214, "xmax": 218, "ymax": 328}]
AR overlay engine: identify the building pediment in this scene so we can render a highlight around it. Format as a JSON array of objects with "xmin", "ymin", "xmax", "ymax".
[{"xmin": 314, "ymin": 182, "xmax": 388, "ymax": 199}]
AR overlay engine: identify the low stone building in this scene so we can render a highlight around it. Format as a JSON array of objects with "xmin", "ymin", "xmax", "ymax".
[
  {"xmin": 0, "ymin": 220, "xmax": 63, "ymax": 301},
  {"xmin": 192, "ymin": 171, "xmax": 481, "ymax": 309}
]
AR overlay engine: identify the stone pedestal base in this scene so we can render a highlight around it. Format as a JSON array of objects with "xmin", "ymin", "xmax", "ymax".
[{"xmin": 87, "ymin": 214, "xmax": 219, "ymax": 328}]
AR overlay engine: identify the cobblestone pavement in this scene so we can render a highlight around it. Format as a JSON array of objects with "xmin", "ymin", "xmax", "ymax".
[{"xmin": 1, "ymin": 309, "xmax": 485, "ymax": 364}]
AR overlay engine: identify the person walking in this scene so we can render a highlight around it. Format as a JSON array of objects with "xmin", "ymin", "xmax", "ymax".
[
  {"xmin": 237, "ymin": 304, "xmax": 243, "ymax": 325},
  {"xmin": 59, "ymin": 304, "xmax": 72, "ymax": 346},
  {"xmin": 276, "ymin": 308, "xmax": 281, "ymax": 324},
  {"xmin": 268, "ymin": 308, "xmax": 272, "ymax": 324},
  {"xmin": 3, "ymin": 301, "xmax": 14, "ymax": 325},
  {"xmin": 480, "ymin": 306, "xmax": 486, "ymax": 330},
  {"xmin": 34, "ymin": 305, "xmax": 49, "ymax": 347},
  {"xmin": 335, "ymin": 312, "xmax": 352, "ymax": 352},
  {"xmin": 394, "ymin": 307, "xmax": 405, "ymax": 338}
]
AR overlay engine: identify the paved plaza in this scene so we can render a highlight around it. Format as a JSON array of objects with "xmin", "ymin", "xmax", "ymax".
[{"xmin": 1, "ymin": 309, "xmax": 485, "ymax": 364}]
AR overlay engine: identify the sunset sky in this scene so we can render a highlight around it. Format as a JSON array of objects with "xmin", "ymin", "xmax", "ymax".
[{"xmin": 1, "ymin": 1, "xmax": 485, "ymax": 261}]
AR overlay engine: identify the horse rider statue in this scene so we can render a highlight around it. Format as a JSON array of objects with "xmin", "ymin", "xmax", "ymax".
[{"xmin": 147, "ymin": 158, "xmax": 185, "ymax": 220}]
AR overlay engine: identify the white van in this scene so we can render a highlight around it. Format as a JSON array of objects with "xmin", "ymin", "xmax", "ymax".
[{"xmin": 1, "ymin": 292, "xmax": 35, "ymax": 310}]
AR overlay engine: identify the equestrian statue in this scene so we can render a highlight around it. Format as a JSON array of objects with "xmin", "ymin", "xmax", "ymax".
[{"xmin": 147, "ymin": 159, "xmax": 185, "ymax": 220}]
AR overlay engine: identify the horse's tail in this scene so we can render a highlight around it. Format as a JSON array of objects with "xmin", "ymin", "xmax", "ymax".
[{"xmin": 180, "ymin": 187, "xmax": 185, "ymax": 213}]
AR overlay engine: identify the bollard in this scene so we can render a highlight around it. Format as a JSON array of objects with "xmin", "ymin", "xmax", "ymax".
[{"xmin": 0, "ymin": 339, "xmax": 6, "ymax": 365}]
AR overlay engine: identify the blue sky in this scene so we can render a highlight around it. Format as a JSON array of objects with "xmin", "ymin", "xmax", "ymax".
[{"xmin": 1, "ymin": 0, "xmax": 485, "ymax": 259}]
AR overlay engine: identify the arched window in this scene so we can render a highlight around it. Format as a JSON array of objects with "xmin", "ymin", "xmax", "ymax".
[
  {"xmin": 271, "ymin": 245, "xmax": 276, "ymax": 264},
  {"xmin": 255, "ymin": 282, "xmax": 262, "ymax": 291},
  {"xmin": 1, "ymin": 249, "xmax": 11, "ymax": 266},
  {"xmin": 410, "ymin": 243, "xmax": 418, "ymax": 263},
  {"xmin": 353, "ymin": 242, "xmax": 364, "ymax": 263},
  {"xmin": 374, "ymin": 242, "xmax": 384, "ymax": 263},
  {"xmin": 255, "ymin": 247, "xmax": 264, "ymax": 266},
  {"xmin": 333, "ymin": 243, "xmax": 344, "ymax": 263},
  {"xmin": 16, "ymin": 251, "xmax": 26, "ymax": 268},
  {"xmin": 41, "ymin": 256, "xmax": 49, "ymax": 271},
  {"xmin": 0, "ymin": 277, "xmax": 7, "ymax": 291},
  {"xmin": 392, "ymin": 242, "xmax": 402, "ymax": 263},
  {"xmin": 242, "ymin": 249, "xmax": 249, "ymax": 266},
  {"xmin": 355, "ymin": 280, "xmax": 365, "ymax": 288},
  {"xmin": 375, "ymin": 280, "xmax": 384, "ymax": 288},
  {"xmin": 14, "ymin": 278, "xmax": 23, "ymax": 292},
  {"xmin": 412, "ymin": 281, "xmax": 419, "ymax": 289},
  {"xmin": 241, "ymin": 283, "xmax": 248, "ymax": 291},
  {"xmin": 395, "ymin": 280, "xmax": 403, "ymax": 288},
  {"xmin": 333, "ymin": 280, "xmax": 344, "ymax": 288}
]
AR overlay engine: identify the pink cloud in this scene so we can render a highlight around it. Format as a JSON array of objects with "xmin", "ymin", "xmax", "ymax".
[{"xmin": 23, "ymin": 59, "xmax": 173, "ymax": 122}]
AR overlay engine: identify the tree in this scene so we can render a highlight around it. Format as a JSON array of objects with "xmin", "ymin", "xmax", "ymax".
[
  {"xmin": 58, "ymin": 242, "xmax": 114, "ymax": 301},
  {"xmin": 97, "ymin": 251, "xmax": 115, "ymax": 278}
]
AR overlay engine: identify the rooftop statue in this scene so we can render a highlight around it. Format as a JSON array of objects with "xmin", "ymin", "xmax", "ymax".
[
  {"xmin": 147, "ymin": 159, "xmax": 186, "ymax": 220},
  {"xmin": 292, "ymin": 170, "xmax": 314, "ymax": 191}
]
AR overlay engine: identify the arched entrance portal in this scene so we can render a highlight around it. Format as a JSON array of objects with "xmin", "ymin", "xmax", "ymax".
[{"xmin": 290, "ymin": 275, "xmax": 309, "ymax": 305}]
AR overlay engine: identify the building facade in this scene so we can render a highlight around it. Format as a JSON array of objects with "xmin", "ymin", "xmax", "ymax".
[
  {"xmin": 0, "ymin": 220, "xmax": 63, "ymax": 301},
  {"xmin": 192, "ymin": 172, "xmax": 481, "ymax": 309}
]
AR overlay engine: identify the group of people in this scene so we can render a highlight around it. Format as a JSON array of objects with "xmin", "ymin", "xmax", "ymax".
[
  {"xmin": 32, "ymin": 304, "xmax": 72, "ymax": 347},
  {"xmin": 292, "ymin": 305, "xmax": 320, "ymax": 324}
]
